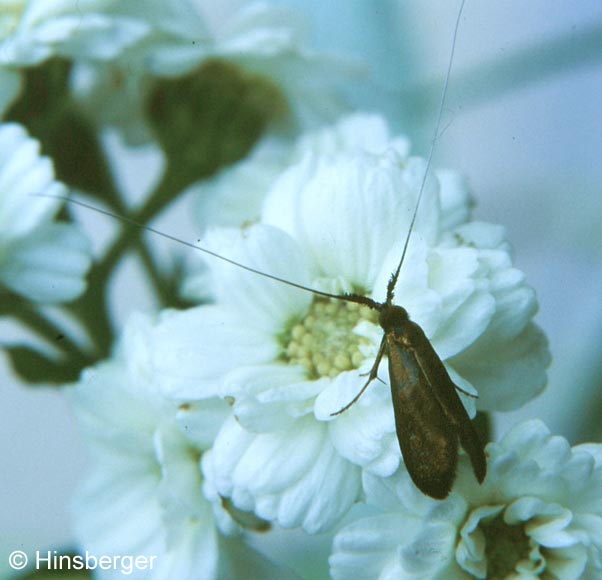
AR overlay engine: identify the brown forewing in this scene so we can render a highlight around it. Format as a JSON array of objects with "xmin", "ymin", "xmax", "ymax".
[{"xmin": 386, "ymin": 319, "xmax": 486, "ymax": 499}]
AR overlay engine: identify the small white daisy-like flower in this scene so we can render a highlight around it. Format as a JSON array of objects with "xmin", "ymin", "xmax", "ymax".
[
  {"xmin": 151, "ymin": 125, "xmax": 550, "ymax": 533},
  {"xmin": 0, "ymin": 122, "xmax": 91, "ymax": 303},
  {"xmin": 0, "ymin": 0, "xmax": 148, "ymax": 65},
  {"xmin": 0, "ymin": 0, "xmax": 149, "ymax": 114},
  {"xmin": 70, "ymin": 0, "xmax": 354, "ymax": 142},
  {"xmin": 330, "ymin": 420, "xmax": 602, "ymax": 580},
  {"xmin": 68, "ymin": 312, "xmax": 295, "ymax": 580},
  {"xmin": 191, "ymin": 113, "xmax": 411, "ymax": 232},
  {"xmin": 182, "ymin": 113, "xmax": 410, "ymax": 302}
]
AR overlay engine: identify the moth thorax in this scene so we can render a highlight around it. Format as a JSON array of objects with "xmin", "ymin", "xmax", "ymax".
[
  {"xmin": 378, "ymin": 304, "xmax": 410, "ymax": 331},
  {"xmin": 280, "ymin": 298, "xmax": 377, "ymax": 380}
]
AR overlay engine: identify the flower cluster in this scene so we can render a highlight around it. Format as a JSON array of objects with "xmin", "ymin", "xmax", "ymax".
[
  {"xmin": 0, "ymin": 122, "xmax": 91, "ymax": 303},
  {"xmin": 331, "ymin": 421, "xmax": 602, "ymax": 580},
  {"xmin": 3, "ymin": 2, "xmax": 600, "ymax": 580},
  {"xmin": 151, "ymin": 115, "xmax": 550, "ymax": 536},
  {"xmin": 68, "ymin": 312, "xmax": 297, "ymax": 579}
]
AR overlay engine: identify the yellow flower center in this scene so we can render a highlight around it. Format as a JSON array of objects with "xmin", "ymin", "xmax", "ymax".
[{"xmin": 280, "ymin": 298, "xmax": 377, "ymax": 379}]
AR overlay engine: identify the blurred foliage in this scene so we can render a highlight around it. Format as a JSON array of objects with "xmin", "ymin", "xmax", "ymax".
[
  {"xmin": 146, "ymin": 59, "xmax": 287, "ymax": 187},
  {"xmin": 4, "ymin": 57, "xmax": 283, "ymax": 383},
  {"xmin": 5, "ymin": 59, "xmax": 118, "ymax": 204},
  {"xmin": 5, "ymin": 345, "xmax": 83, "ymax": 384}
]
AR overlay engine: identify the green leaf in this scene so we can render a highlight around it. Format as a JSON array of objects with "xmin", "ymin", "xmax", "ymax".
[
  {"xmin": 5, "ymin": 345, "xmax": 82, "ymax": 385},
  {"xmin": 6, "ymin": 59, "xmax": 118, "ymax": 203},
  {"xmin": 146, "ymin": 59, "xmax": 286, "ymax": 188}
]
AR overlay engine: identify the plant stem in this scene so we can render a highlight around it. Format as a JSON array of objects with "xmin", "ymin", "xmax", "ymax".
[
  {"xmin": 78, "ymin": 167, "xmax": 195, "ymax": 355},
  {"xmin": 3, "ymin": 294, "xmax": 93, "ymax": 366}
]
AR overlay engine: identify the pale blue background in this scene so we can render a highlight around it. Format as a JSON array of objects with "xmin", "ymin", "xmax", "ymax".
[{"xmin": 2, "ymin": 1, "xmax": 602, "ymax": 575}]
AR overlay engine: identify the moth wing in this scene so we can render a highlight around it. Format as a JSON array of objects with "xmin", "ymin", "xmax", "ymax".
[
  {"xmin": 408, "ymin": 322, "xmax": 487, "ymax": 484},
  {"xmin": 387, "ymin": 333, "xmax": 458, "ymax": 499}
]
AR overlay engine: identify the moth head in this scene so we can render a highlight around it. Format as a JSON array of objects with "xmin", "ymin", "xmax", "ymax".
[{"xmin": 378, "ymin": 304, "xmax": 410, "ymax": 331}]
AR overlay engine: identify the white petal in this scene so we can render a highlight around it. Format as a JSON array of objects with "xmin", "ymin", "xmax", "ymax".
[
  {"xmin": 205, "ymin": 417, "xmax": 255, "ymax": 501},
  {"xmin": 67, "ymin": 363, "xmax": 160, "ymax": 453},
  {"xmin": 362, "ymin": 470, "xmax": 440, "ymax": 517},
  {"xmin": 297, "ymin": 113, "xmax": 410, "ymax": 158},
  {"xmin": 543, "ymin": 546, "xmax": 588, "ymax": 580},
  {"xmin": 225, "ymin": 365, "xmax": 321, "ymax": 432},
  {"xmin": 216, "ymin": 417, "xmax": 361, "ymax": 532},
  {"xmin": 272, "ymin": 440, "xmax": 361, "ymax": 532},
  {"xmin": 437, "ymin": 170, "xmax": 472, "ymax": 232},
  {"xmin": 371, "ymin": 237, "xmax": 444, "ymax": 338},
  {"xmin": 3, "ymin": 3, "xmax": 149, "ymax": 65},
  {"xmin": 0, "ymin": 222, "xmax": 91, "ymax": 302},
  {"xmin": 452, "ymin": 324, "xmax": 550, "ymax": 411},
  {"xmin": 0, "ymin": 123, "xmax": 64, "ymax": 237},
  {"xmin": 35, "ymin": 14, "xmax": 149, "ymax": 61},
  {"xmin": 175, "ymin": 399, "xmax": 231, "ymax": 450},
  {"xmin": 72, "ymin": 465, "xmax": 164, "ymax": 557},
  {"xmin": 232, "ymin": 418, "xmax": 327, "ymax": 496},
  {"xmin": 454, "ymin": 221, "xmax": 508, "ymax": 250},
  {"xmin": 330, "ymin": 514, "xmax": 409, "ymax": 580},
  {"xmin": 155, "ymin": 427, "xmax": 205, "ymax": 522},
  {"xmin": 324, "ymin": 378, "xmax": 399, "ymax": 475},
  {"xmin": 399, "ymin": 523, "xmax": 459, "ymax": 577},
  {"xmin": 314, "ymin": 371, "xmax": 366, "ymax": 419},
  {"xmin": 152, "ymin": 520, "xmax": 218, "ymax": 580},
  {"xmin": 192, "ymin": 137, "xmax": 287, "ymax": 230},
  {"xmin": 428, "ymin": 247, "xmax": 480, "ymax": 316},
  {"xmin": 265, "ymin": 151, "xmax": 429, "ymax": 292},
  {"xmin": 431, "ymin": 290, "xmax": 496, "ymax": 360},
  {"xmin": 203, "ymin": 225, "xmax": 313, "ymax": 332},
  {"xmin": 151, "ymin": 305, "xmax": 279, "ymax": 399}
]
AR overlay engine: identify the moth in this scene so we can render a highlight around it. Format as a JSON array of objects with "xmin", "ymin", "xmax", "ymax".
[
  {"xmin": 60, "ymin": 0, "xmax": 485, "ymax": 499},
  {"xmin": 328, "ymin": 271, "xmax": 486, "ymax": 499}
]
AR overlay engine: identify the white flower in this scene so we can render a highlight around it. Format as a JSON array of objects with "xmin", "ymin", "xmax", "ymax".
[
  {"xmin": 181, "ymin": 113, "xmax": 410, "ymax": 301},
  {"xmin": 67, "ymin": 312, "xmax": 294, "ymax": 580},
  {"xmin": 330, "ymin": 420, "xmax": 602, "ymax": 580},
  {"xmin": 192, "ymin": 113, "xmax": 411, "ymax": 231},
  {"xmin": 0, "ymin": 122, "xmax": 91, "ymax": 303},
  {"xmin": 70, "ymin": 1, "xmax": 355, "ymax": 142},
  {"xmin": 151, "ymin": 127, "xmax": 549, "ymax": 533},
  {"xmin": 0, "ymin": 0, "xmax": 149, "ymax": 115},
  {"xmin": 0, "ymin": 0, "xmax": 148, "ymax": 65}
]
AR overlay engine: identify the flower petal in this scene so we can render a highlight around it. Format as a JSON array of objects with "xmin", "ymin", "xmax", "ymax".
[
  {"xmin": 203, "ymin": 225, "xmax": 313, "ymax": 332},
  {"xmin": 1, "ymin": 223, "xmax": 91, "ymax": 302},
  {"xmin": 151, "ymin": 305, "xmax": 279, "ymax": 399},
  {"xmin": 264, "ymin": 151, "xmax": 438, "ymax": 292},
  {"xmin": 451, "ymin": 324, "xmax": 550, "ymax": 411},
  {"xmin": 330, "ymin": 514, "xmax": 410, "ymax": 580},
  {"xmin": 211, "ymin": 416, "xmax": 361, "ymax": 532}
]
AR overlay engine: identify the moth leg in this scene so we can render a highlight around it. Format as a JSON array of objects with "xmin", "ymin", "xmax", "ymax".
[
  {"xmin": 359, "ymin": 369, "xmax": 386, "ymax": 385},
  {"xmin": 453, "ymin": 384, "xmax": 478, "ymax": 399},
  {"xmin": 331, "ymin": 334, "xmax": 387, "ymax": 416}
]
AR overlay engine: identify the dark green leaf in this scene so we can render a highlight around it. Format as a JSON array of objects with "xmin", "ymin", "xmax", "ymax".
[
  {"xmin": 6, "ymin": 59, "xmax": 118, "ymax": 203},
  {"xmin": 146, "ymin": 59, "xmax": 286, "ymax": 188},
  {"xmin": 5, "ymin": 345, "xmax": 82, "ymax": 384}
]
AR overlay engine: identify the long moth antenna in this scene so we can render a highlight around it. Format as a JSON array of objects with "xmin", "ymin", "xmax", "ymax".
[
  {"xmin": 35, "ymin": 193, "xmax": 380, "ymax": 308},
  {"xmin": 386, "ymin": 0, "xmax": 467, "ymax": 303}
]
